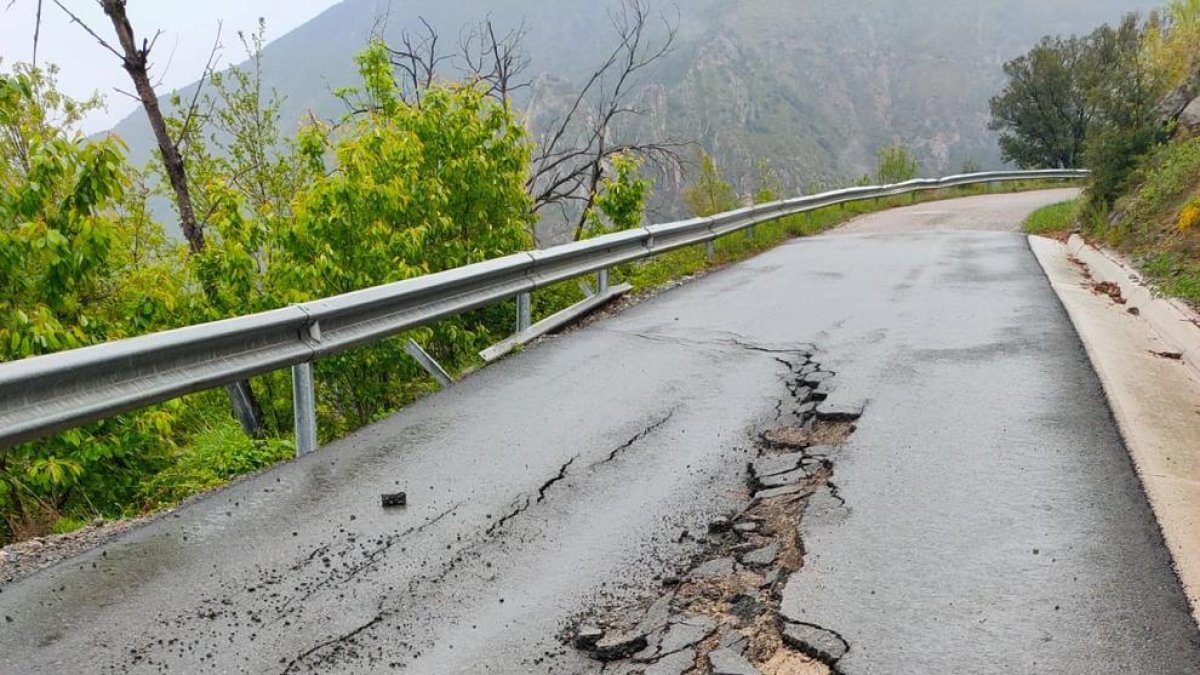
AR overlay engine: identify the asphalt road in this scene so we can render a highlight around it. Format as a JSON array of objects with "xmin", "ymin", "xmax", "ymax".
[{"xmin": 3, "ymin": 188, "xmax": 1198, "ymax": 674}]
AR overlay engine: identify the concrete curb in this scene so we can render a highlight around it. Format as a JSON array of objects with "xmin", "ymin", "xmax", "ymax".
[{"xmin": 1065, "ymin": 234, "xmax": 1200, "ymax": 380}]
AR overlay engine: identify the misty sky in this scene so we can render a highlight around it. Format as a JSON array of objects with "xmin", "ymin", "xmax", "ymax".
[{"xmin": 0, "ymin": 0, "xmax": 345, "ymax": 133}]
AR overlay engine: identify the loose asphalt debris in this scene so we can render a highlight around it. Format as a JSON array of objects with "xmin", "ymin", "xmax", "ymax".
[
  {"xmin": 567, "ymin": 349, "xmax": 861, "ymax": 674},
  {"xmin": 380, "ymin": 492, "xmax": 408, "ymax": 508}
]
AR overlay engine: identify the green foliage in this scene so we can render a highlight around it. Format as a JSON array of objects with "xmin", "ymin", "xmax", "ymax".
[
  {"xmin": 1111, "ymin": 137, "xmax": 1200, "ymax": 241},
  {"xmin": 876, "ymin": 143, "xmax": 919, "ymax": 183},
  {"xmin": 683, "ymin": 151, "xmax": 739, "ymax": 217},
  {"xmin": 0, "ymin": 64, "xmax": 179, "ymax": 542},
  {"xmin": 1024, "ymin": 200, "xmax": 1079, "ymax": 235},
  {"xmin": 1139, "ymin": 251, "xmax": 1200, "ymax": 301},
  {"xmin": 989, "ymin": 35, "xmax": 1092, "ymax": 169},
  {"xmin": 1084, "ymin": 124, "xmax": 1167, "ymax": 208},
  {"xmin": 0, "ymin": 40, "xmax": 537, "ymax": 543},
  {"xmin": 140, "ymin": 417, "xmax": 293, "ymax": 508},
  {"xmin": 991, "ymin": 14, "xmax": 1172, "ymax": 208},
  {"xmin": 1145, "ymin": 0, "xmax": 1200, "ymax": 87},
  {"xmin": 585, "ymin": 153, "xmax": 650, "ymax": 237},
  {"xmin": 753, "ymin": 159, "xmax": 783, "ymax": 204},
  {"xmin": 279, "ymin": 40, "xmax": 534, "ymax": 433}
]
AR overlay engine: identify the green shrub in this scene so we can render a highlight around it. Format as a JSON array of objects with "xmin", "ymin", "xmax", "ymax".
[
  {"xmin": 1119, "ymin": 138, "xmax": 1200, "ymax": 228},
  {"xmin": 139, "ymin": 419, "xmax": 293, "ymax": 509},
  {"xmin": 1139, "ymin": 251, "xmax": 1200, "ymax": 302}
]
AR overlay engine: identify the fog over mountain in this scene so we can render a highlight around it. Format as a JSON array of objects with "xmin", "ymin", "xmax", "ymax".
[{"xmin": 108, "ymin": 0, "xmax": 1159, "ymax": 224}]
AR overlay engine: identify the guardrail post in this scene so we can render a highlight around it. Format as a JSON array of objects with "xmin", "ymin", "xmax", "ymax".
[
  {"xmin": 598, "ymin": 268, "xmax": 610, "ymax": 294},
  {"xmin": 516, "ymin": 292, "xmax": 532, "ymax": 333},
  {"xmin": 705, "ymin": 239, "xmax": 716, "ymax": 261},
  {"xmin": 292, "ymin": 361, "xmax": 317, "ymax": 457}
]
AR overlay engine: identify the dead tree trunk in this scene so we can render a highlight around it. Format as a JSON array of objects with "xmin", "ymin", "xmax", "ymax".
[{"xmin": 84, "ymin": 0, "xmax": 267, "ymax": 438}]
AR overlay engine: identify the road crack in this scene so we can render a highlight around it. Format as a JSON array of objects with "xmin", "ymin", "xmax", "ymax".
[
  {"xmin": 279, "ymin": 613, "xmax": 385, "ymax": 674},
  {"xmin": 538, "ymin": 456, "xmax": 579, "ymax": 503},
  {"xmin": 567, "ymin": 349, "xmax": 856, "ymax": 673},
  {"xmin": 594, "ymin": 409, "xmax": 678, "ymax": 467}
]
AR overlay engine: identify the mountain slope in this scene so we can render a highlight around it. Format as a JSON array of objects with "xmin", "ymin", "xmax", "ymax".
[{"xmin": 109, "ymin": 0, "xmax": 1159, "ymax": 222}]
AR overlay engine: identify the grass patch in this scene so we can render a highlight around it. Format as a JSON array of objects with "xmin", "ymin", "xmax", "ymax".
[
  {"xmin": 1024, "ymin": 200, "xmax": 1078, "ymax": 237},
  {"xmin": 1138, "ymin": 251, "xmax": 1200, "ymax": 303}
]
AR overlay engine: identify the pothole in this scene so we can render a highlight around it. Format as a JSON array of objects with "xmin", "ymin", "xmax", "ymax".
[{"xmin": 565, "ymin": 350, "xmax": 861, "ymax": 674}]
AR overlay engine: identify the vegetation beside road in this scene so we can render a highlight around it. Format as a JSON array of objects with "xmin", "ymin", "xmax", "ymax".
[
  {"xmin": 0, "ymin": 21, "xmax": 1074, "ymax": 547},
  {"xmin": 994, "ymin": 0, "xmax": 1200, "ymax": 304},
  {"xmin": 1024, "ymin": 201, "xmax": 1080, "ymax": 238}
]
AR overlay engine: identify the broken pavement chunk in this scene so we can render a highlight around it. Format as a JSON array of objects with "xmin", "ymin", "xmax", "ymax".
[
  {"xmin": 574, "ymin": 625, "xmax": 604, "ymax": 650},
  {"xmin": 689, "ymin": 557, "xmax": 735, "ymax": 580},
  {"xmin": 635, "ymin": 592, "xmax": 675, "ymax": 635},
  {"xmin": 643, "ymin": 648, "xmax": 697, "ymax": 675},
  {"xmin": 380, "ymin": 492, "xmax": 407, "ymax": 508},
  {"xmin": 750, "ymin": 452, "xmax": 805, "ymax": 479},
  {"xmin": 815, "ymin": 400, "xmax": 866, "ymax": 422},
  {"xmin": 656, "ymin": 615, "xmax": 717, "ymax": 656},
  {"xmin": 708, "ymin": 647, "xmax": 762, "ymax": 674},
  {"xmin": 590, "ymin": 631, "xmax": 648, "ymax": 661},
  {"xmin": 802, "ymin": 370, "xmax": 835, "ymax": 386},
  {"xmin": 719, "ymin": 627, "xmax": 749, "ymax": 655},
  {"xmin": 781, "ymin": 621, "xmax": 849, "ymax": 663},
  {"xmin": 739, "ymin": 543, "xmax": 780, "ymax": 568},
  {"xmin": 755, "ymin": 467, "xmax": 807, "ymax": 489}
]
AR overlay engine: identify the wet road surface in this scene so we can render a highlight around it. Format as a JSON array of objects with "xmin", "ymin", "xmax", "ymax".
[{"xmin": 3, "ymin": 189, "xmax": 1198, "ymax": 674}]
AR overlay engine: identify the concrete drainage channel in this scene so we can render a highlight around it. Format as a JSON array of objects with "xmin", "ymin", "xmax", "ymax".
[{"xmin": 568, "ymin": 349, "xmax": 862, "ymax": 675}]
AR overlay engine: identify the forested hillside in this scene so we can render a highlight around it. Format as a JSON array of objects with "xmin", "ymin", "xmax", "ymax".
[
  {"xmin": 108, "ymin": 0, "xmax": 1157, "ymax": 224},
  {"xmin": 993, "ymin": 0, "xmax": 1200, "ymax": 305}
]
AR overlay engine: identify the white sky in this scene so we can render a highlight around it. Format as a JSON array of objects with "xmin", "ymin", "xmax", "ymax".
[{"xmin": 0, "ymin": 0, "xmax": 345, "ymax": 133}]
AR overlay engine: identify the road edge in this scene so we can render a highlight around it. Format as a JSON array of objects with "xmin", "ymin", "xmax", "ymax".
[
  {"xmin": 1065, "ymin": 234, "xmax": 1200, "ymax": 379},
  {"xmin": 1029, "ymin": 234, "xmax": 1200, "ymax": 627}
]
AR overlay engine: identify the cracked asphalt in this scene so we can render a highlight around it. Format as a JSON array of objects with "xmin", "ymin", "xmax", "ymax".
[{"xmin": 3, "ymin": 188, "xmax": 1199, "ymax": 673}]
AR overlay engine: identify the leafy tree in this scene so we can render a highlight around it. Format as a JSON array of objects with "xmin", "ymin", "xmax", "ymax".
[
  {"xmin": 1081, "ymin": 15, "xmax": 1171, "ymax": 207},
  {"xmin": 0, "ymin": 64, "xmax": 177, "ymax": 541},
  {"xmin": 989, "ymin": 35, "xmax": 1092, "ymax": 169},
  {"xmin": 585, "ymin": 153, "xmax": 651, "ymax": 236},
  {"xmin": 1145, "ymin": 0, "xmax": 1200, "ymax": 87},
  {"xmin": 684, "ymin": 151, "xmax": 739, "ymax": 217},
  {"xmin": 876, "ymin": 143, "xmax": 919, "ymax": 183},
  {"xmin": 279, "ymin": 40, "xmax": 534, "ymax": 433}
]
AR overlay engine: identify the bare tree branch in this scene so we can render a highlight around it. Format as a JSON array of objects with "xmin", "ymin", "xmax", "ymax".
[
  {"xmin": 175, "ymin": 25, "xmax": 223, "ymax": 163},
  {"xmin": 51, "ymin": 0, "xmax": 124, "ymax": 60}
]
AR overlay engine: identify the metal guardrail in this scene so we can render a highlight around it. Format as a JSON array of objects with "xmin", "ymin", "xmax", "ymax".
[{"xmin": 0, "ymin": 169, "xmax": 1086, "ymax": 452}]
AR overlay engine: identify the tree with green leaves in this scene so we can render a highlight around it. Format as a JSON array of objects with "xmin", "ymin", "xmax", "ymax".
[
  {"xmin": 989, "ymin": 14, "xmax": 1171, "ymax": 206},
  {"xmin": 279, "ymin": 40, "xmax": 535, "ymax": 433},
  {"xmin": 876, "ymin": 143, "xmax": 919, "ymax": 183},
  {"xmin": 684, "ymin": 151, "xmax": 739, "ymax": 217},
  {"xmin": 0, "ymin": 64, "xmax": 178, "ymax": 541},
  {"xmin": 989, "ymin": 35, "xmax": 1092, "ymax": 169},
  {"xmin": 584, "ymin": 153, "xmax": 651, "ymax": 237},
  {"xmin": 1081, "ymin": 15, "xmax": 1171, "ymax": 206}
]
